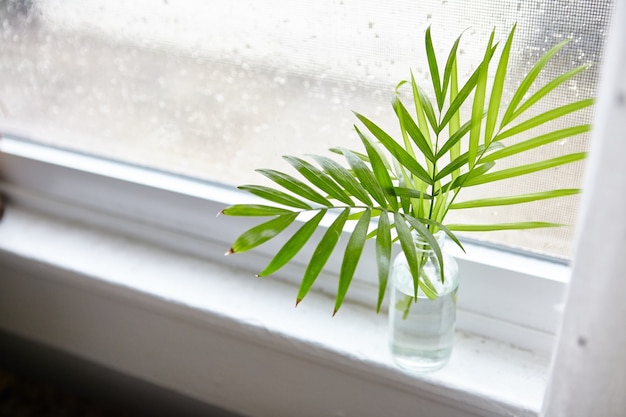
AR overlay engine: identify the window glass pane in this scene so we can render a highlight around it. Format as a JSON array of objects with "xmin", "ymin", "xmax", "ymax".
[{"xmin": 0, "ymin": 0, "xmax": 613, "ymax": 258}]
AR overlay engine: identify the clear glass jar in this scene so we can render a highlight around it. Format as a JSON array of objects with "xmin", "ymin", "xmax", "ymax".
[{"xmin": 388, "ymin": 232, "xmax": 459, "ymax": 372}]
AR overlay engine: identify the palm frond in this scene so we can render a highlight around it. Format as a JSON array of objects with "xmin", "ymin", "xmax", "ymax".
[{"xmin": 223, "ymin": 25, "xmax": 593, "ymax": 313}]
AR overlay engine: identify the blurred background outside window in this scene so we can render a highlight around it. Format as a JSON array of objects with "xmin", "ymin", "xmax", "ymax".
[{"xmin": 0, "ymin": 0, "xmax": 613, "ymax": 258}]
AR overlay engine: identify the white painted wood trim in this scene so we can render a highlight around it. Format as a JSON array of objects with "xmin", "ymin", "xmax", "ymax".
[
  {"xmin": 0, "ymin": 207, "xmax": 548, "ymax": 417},
  {"xmin": 0, "ymin": 136, "xmax": 568, "ymax": 353}
]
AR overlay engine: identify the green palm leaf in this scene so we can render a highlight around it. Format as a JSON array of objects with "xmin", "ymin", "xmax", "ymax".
[
  {"xmin": 506, "ymin": 64, "xmax": 589, "ymax": 125},
  {"xmin": 417, "ymin": 218, "xmax": 465, "ymax": 252},
  {"xmin": 392, "ymin": 97, "xmax": 435, "ymax": 162},
  {"xmin": 312, "ymin": 155, "xmax": 373, "ymax": 206},
  {"xmin": 425, "ymin": 26, "xmax": 443, "ymax": 110},
  {"xmin": 501, "ymin": 39, "xmax": 570, "ymax": 127},
  {"xmin": 416, "ymin": 85, "xmax": 439, "ymax": 133},
  {"xmin": 435, "ymin": 118, "xmax": 472, "ymax": 160},
  {"xmin": 465, "ymin": 153, "xmax": 586, "ymax": 187},
  {"xmin": 238, "ymin": 185, "xmax": 312, "ymax": 209},
  {"xmin": 447, "ymin": 57, "xmax": 462, "ymax": 180},
  {"xmin": 469, "ymin": 31, "xmax": 494, "ymax": 168},
  {"xmin": 257, "ymin": 169, "xmax": 332, "ymax": 206},
  {"xmin": 390, "ymin": 187, "xmax": 433, "ymax": 200},
  {"xmin": 297, "ymin": 209, "xmax": 350, "ymax": 305},
  {"xmin": 375, "ymin": 211, "xmax": 392, "ymax": 312},
  {"xmin": 450, "ymin": 189, "xmax": 580, "ymax": 209},
  {"xmin": 394, "ymin": 212, "xmax": 419, "ymax": 299},
  {"xmin": 496, "ymin": 99, "xmax": 594, "ymax": 141},
  {"xmin": 445, "ymin": 161, "xmax": 495, "ymax": 191},
  {"xmin": 439, "ymin": 44, "xmax": 496, "ymax": 129},
  {"xmin": 258, "ymin": 210, "xmax": 327, "ymax": 277},
  {"xmin": 441, "ymin": 34, "xmax": 462, "ymax": 103},
  {"xmin": 403, "ymin": 215, "xmax": 444, "ymax": 283},
  {"xmin": 482, "ymin": 125, "xmax": 591, "ymax": 163},
  {"xmin": 283, "ymin": 156, "xmax": 354, "ymax": 205},
  {"xmin": 354, "ymin": 112, "xmax": 432, "ymax": 185},
  {"xmin": 410, "ymin": 72, "xmax": 434, "ymax": 147},
  {"xmin": 334, "ymin": 209, "xmax": 372, "ymax": 315},
  {"xmin": 342, "ymin": 148, "xmax": 388, "ymax": 207},
  {"xmin": 358, "ymin": 129, "xmax": 399, "ymax": 210},
  {"xmin": 221, "ymin": 204, "xmax": 295, "ymax": 217},
  {"xmin": 223, "ymin": 25, "xmax": 593, "ymax": 315},
  {"xmin": 485, "ymin": 24, "xmax": 515, "ymax": 144},
  {"xmin": 447, "ymin": 222, "xmax": 563, "ymax": 232},
  {"xmin": 228, "ymin": 213, "xmax": 298, "ymax": 254}
]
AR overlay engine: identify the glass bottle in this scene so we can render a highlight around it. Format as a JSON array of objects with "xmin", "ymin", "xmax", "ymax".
[{"xmin": 388, "ymin": 232, "xmax": 459, "ymax": 372}]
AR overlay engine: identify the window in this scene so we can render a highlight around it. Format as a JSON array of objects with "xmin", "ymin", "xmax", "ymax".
[
  {"xmin": 0, "ymin": 0, "xmax": 613, "ymax": 343},
  {"xmin": 0, "ymin": 0, "xmax": 613, "ymax": 259},
  {"xmin": 0, "ymin": 3, "xmax": 623, "ymax": 415}
]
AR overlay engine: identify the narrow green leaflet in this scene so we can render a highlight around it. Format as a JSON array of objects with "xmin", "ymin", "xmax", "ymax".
[
  {"xmin": 444, "ymin": 161, "xmax": 496, "ymax": 191},
  {"xmin": 258, "ymin": 210, "xmax": 327, "ymax": 277},
  {"xmin": 238, "ymin": 185, "xmax": 312, "ymax": 210},
  {"xmin": 465, "ymin": 153, "xmax": 586, "ymax": 187},
  {"xmin": 297, "ymin": 209, "xmax": 350, "ymax": 305},
  {"xmin": 342, "ymin": 147, "xmax": 389, "ymax": 207},
  {"xmin": 257, "ymin": 169, "xmax": 332, "ymax": 206},
  {"xmin": 417, "ymin": 218, "xmax": 465, "ymax": 252},
  {"xmin": 439, "ymin": 45, "xmax": 493, "ymax": 129},
  {"xmin": 416, "ymin": 86, "xmax": 439, "ymax": 133},
  {"xmin": 501, "ymin": 39, "xmax": 570, "ymax": 127},
  {"xmin": 495, "ymin": 99, "xmax": 594, "ymax": 141},
  {"xmin": 425, "ymin": 26, "xmax": 443, "ymax": 110},
  {"xmin": 469, "ymin": 31, "xmax": 494, "ymax": 168},
  {"xmin": 403, "ymin": 215, "xmax": 444, "ymax": 283},
  {"xmin": 357, "ymin": 129, "xmax": 399, "ymax": 210},
  {"xmin": 485, "ymin": 25, "xmax": 515, "ymax": 144},
  {"xmin": 392, "ymin": 97, "xmax": 435, "ymax": 162},
  {"xmin": 221, "ymin": 204, "xmax": 294, "ymax": 217},
  {"xmin": 394, "ymin": 212, "xmax": 419, "ymax": 299},
  {"xmin": 375, "ymin": 211, "xmax": 392, "ymax": 312},
  {"xmin": 390, "ymin": 187, "xmax": 432, "ymax": 200},
  {"xmin": 437, "ymin": 142, "xmax": 502, "ymax": 180},
  {"xmin": 410, "ymin": 72, "xmax": 434, "ymax": 146},
  {"xmin": 330, "ymin": 147, "xmax": 370, "ymax": 163},
  {"xmin": 482, "ymin": 125, "xmax": 591, "ymax": 163},
  {"xmin": 435, "ymin": 118, "xmax": 472, "ymax": 160},
  {"xmin": 228, "ymin": 213, "xmax": 298, "ymax": 254},
  {"xmin": 435, "ymin": 148, "xmax": 484, "ymax": 181},
  {"xmin": 441, "ymin": 34, "xmax": 462, "ymax": 103},
  {"xmin": 447, "ymin": 57, "xmax": 462, "ymax": 180},
  {"xmin": 354, "ymin": 112, "xmax": 433, "ymax": 185},
  {"xmin": 283, "ymin": 156, "xmax": 354, "ymax": 206},
  {"xmin": 506, "ymin": 64, "xmax": 589, "ymax": 125},
  {"xmin": 419, "ymin": 275, "xmax": 438, "ymax": 300},
  {"xmin": 449, "ymin": 189, "xmax": 580, "ymax": 209},
  {"xmin": 431, "ymin": 186, "xmax": 449, "ymax": 223},
  {"xmin": 312, "ymin": 155, "xmax": 373, "ymax": 206},
  {"xmin": 334, "ymin": 209, "xmax": 372, "ymax": 315},
  {"xmin": 447, "ymin": 222, "xmax": 563, "ymax": 232}
]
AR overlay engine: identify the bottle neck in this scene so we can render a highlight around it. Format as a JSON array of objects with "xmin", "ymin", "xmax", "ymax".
[{"xmin": 412, "ymin": 231, "xmax": 446, "ymax": 253}]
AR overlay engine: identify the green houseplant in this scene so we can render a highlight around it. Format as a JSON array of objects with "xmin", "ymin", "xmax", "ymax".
[{"xmin": 221, "ymin": 25, "xmax": 592, "ymax": 371}]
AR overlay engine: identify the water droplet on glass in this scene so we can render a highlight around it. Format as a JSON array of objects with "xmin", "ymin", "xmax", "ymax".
[{"xmin": 272, "ymin": 76, "xmax": 287, "ymax": 86}]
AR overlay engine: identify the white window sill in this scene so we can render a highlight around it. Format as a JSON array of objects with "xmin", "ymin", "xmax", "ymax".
[{"xmin": 0, "ymin": 206, "xmax": 549, "ymax": 417}]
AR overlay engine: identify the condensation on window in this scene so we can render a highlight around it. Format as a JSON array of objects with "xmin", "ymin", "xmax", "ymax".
[{"xmin": 0, "ymin": 0, "xmax": 613, "ymax": 258}]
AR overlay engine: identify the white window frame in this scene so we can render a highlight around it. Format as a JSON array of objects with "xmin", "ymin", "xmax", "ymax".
[
  {"xmin": 0, "ymin": 1, "xmax": 621, "ymax": 412},
  {"xmin": 0, "ymin": 132, "xmax": 567, "ymax": 417},
  {"xmin": 0, "ymin": 134, "xmax": 569, "ymax": 352}
]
